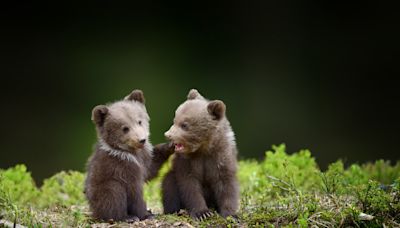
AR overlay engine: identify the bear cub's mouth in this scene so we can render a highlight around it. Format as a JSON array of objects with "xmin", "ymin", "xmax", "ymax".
[{"xmin": 174, "ymin": 143, "xmax": 185, "ymax": 152}]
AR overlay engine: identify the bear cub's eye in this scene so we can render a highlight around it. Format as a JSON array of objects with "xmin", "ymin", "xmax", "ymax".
[
  {"xmin": 138, "ymin": 120, "xmax": 142, "ymax": 125},
  {"xmin": 180, "ymin": 123, "xmax": 189, "ymax": 131},
  {"xmin": 122, "ymin": 127, "xmax": 130, "ymax": 133}
]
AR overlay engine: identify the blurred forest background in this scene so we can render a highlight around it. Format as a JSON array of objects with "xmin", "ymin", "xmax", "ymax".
[{"xmin": 1, "ymin": 2, "xmax": 399, "ymax": 183}]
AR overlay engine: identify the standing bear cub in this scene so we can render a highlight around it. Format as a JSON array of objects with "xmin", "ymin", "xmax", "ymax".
[
  {"xmin": 162, "ymin": 89, "xmax": 239, "ymax": 219},
  {"xmin": 85, "ymin": 90, "xmax": 173, "ymax": 222}
]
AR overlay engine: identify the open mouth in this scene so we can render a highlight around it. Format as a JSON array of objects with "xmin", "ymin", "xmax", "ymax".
[{"xmin": 174, "ymin": 143, "xmax": 185, "ymax": 152}]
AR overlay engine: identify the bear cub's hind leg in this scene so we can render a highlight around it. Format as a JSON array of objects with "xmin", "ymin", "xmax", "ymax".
[{"xmin": 162, "ymin": 171, "xmax": 181, "ymax": 214}]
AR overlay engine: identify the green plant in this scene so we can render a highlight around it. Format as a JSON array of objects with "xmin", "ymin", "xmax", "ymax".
[
  {"xmin": 261, "ymin": 144, "xmax": 321, "ymax": 193},
  {"xmin": 320, "ymin": 160, "xmax": 345, "ymax": 194},
  {"xmin": 39, "ymin": 171, "xmax": 86, "ymax": 208},
  {"xmin": 363, "ymin": 160, "xmax": 400, "ymax": 185},
  {"xmin": 0, "ymin": 164, "xmax": 39, "ymax": 206}
]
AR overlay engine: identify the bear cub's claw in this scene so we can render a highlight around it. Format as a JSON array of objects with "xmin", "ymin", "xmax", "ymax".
[{"xmin": 192, "ymin": 209, "xmax": 213, "ymax": 221}]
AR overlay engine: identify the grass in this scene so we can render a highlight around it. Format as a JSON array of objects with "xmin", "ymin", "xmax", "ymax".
[{"xmin": 1, "ymin": 144, "xmax": 399, "ymax": 227}]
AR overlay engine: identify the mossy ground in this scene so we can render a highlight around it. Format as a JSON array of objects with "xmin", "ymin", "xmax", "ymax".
[{"xmin": 1, "ymin": 144, "xmax": 399, "ymax": 227}]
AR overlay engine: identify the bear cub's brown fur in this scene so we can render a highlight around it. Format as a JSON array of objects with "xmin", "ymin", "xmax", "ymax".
[
  {"xmin": 85, "ymin": 90, "xmax": 173, "ymax": 222},
  {"xmin": 162, "ymin": 89, "xmax": 239, "ymax": 219}
]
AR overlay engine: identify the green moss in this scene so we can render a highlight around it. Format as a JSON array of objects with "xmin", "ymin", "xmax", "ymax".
[
  {"xmin": 1, "ymin": 144, "xmax": 399, "ymax": 227},
  {"xmin": 0, "ymin": 164, "xmax": 39, "ymax": 206},
  {"xmin": 39, "ymin": 171, "xmax": 86, "ymax": 208}
]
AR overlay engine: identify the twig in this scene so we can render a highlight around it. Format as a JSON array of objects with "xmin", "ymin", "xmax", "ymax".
[
  {"xmin": 266, "ymin": 175, "xmax": 299, "ymax": 195},
  {"xmin": 266, "ymin": 175, "xmax": 291, "ymax": 188},
  {"xmin": 308, "ymin": 218, "xmax": 331, "ymax": 228},
  {"xmin": 270, "ymin": 182, "xmax": 290, "ymax": 192}
]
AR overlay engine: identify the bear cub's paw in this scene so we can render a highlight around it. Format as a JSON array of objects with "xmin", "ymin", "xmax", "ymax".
[
  {"xmin": 220, "ymin": 210, "xmax": 238, "ymax": 219},
  {"xmin": 142, "ymin": 210, "xmax": 155, "ymax": 220},
  {"xmin": 125, "ymin": 216, "xmax": 140, "ymax": 223}
]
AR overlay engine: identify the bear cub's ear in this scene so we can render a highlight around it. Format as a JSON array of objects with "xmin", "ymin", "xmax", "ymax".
[
  {"xmin": 187, "ymin": 89, "xmax": 205, "ymax": 100},
  {"xmin": 207, "ymin": 100, "xmax": 226, "ymax": 120},
  {"xmin": 125, "ymin": 89, "xmax": 145, "ymax": 104},
  {"xmin": 92, "ymin": 105, "xmax": 109, "ymax": 126}
]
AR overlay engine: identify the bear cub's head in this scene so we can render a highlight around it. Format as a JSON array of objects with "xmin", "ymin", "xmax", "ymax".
[
  {"xmin": 92, "ymin": 90, "xmax": 150, "ymax": 153},
  {"xmin": 165, "ymin": 89, "xmax": 226, "ymax": 154}
]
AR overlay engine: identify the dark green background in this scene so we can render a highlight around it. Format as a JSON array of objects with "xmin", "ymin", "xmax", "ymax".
[{"xmin": 1, "ymin": 2, "xmax": 399, "ymax": 183}]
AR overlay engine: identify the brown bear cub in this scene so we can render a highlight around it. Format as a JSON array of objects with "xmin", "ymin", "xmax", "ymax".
[
  {"xmin": 162, "ymin": 89, "xmax": 239, "ymax": 220},
  {"xmin": 85, "ymin": 90, "xmax": 173, "ymax": 222}
]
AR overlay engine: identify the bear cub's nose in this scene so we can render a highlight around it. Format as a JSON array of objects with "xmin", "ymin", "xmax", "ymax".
[
  {"xmin": 164, "ymin": 131, "xmax": 171, "ymax": 139},
  {"xmin": 139, "ymin": 139, "xmax": 146, "ymax": 144}
]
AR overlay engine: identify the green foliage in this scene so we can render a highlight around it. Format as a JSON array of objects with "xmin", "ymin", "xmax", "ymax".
[
  {"xmin": 237, "ymin": 159, "xmax": 261, "ymax": 192},
  {"xmin": 39, "ymin": 171, "xmax": 86, "ymax": 208},
  {"xmin": 392, "ymin": 177, "xmax": 400, "ymax": 214},
  {"xmin": 0, "ymin": 164, "xmax": 39, "ymax": 206},
  {"xmin": 363, "ymin": 160, "xmax": 400, "ymax": 184},
  {"xmin": 320, "ymin": 160, "xmax": 345, "ymax": 194},
  {"xmin": 1, "ymin": 144, "xmax": 399, "ymax": 227},
  {"xmin": 356, "ymin": 180, "xmax": 391, "ymax": 214},
  {"xmin": 0, "ymin": 166, "xmax": 89, "ymax": 227},
  {"xmin": 261, "ymin": 144, "xmax": 321, "ymax": 192},
  {"xmin": 344, "ymin": 163, "xmax": 370, "ymax": 186},
  {"xmin": 241, "ymin": 144, "xmax": 322, "ymax": 216},
  {"xmin": 239, "ymin": 144, "xmax": 400, "ymax": 227}
]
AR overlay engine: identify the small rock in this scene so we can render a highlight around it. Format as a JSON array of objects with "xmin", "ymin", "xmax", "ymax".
[
  {"xmin": 359, "ymin": 212, "xmax": 374, "ymax": 221},
  {"xmin": 173, "ymin": 221, "xmax": 182, "ymax": 226},
  {"xmin": 181, "ymin": 222, "xmax": 195, "ymax": 228},
  {"xmin": 107, "ymin": 219, "xmax": 115, "ymax": 224}
]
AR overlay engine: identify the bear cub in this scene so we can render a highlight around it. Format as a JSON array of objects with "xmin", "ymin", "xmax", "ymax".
[
  {"xmin": 162, "ymin": 89, "xmax": 239, "ymax": 220},
  {"xmin": 85, "ymin": 90, "xmax": 173, "ymax": 222}
]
